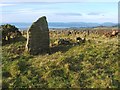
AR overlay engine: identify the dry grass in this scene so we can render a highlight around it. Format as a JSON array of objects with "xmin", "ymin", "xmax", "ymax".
[{"xmin": 2, "ymin": 28, "xmax": 120, "ymax": 88}]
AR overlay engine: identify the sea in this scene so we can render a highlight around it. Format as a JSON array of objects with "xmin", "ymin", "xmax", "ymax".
[{"xmin": 1, "ymin": 22, "xmax": 116, "ymax": 30}]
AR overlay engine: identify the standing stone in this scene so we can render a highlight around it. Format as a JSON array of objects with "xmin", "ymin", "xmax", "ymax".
[{"xmin": 26, "ymin": 16, "xmax": 50, "ymax": 55}]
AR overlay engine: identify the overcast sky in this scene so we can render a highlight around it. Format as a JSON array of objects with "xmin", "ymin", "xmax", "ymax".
[{"xmin": 0, "ymin": 0, "xmax": 119, "ymax": 23}]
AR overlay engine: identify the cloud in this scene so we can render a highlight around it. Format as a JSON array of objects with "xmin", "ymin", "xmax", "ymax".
[
  {"xmin": 55, "ymin": 13, "xmax": 82, "ymax": 16},
  {"xmin": 0, "ymin": 3, "xmax": 16, "ymax": 7},
  {"xmin": 87, "ymin": 12, "xmax": 102, "ymax": 15},
  {"xmin": 17, "ymin": 8, "xmax": 53, "ymax": 15}
]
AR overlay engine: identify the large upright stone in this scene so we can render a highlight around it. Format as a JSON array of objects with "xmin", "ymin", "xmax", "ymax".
[{"xmin": 26, "ymin": 16, "xmax": 50, "ymax": 55}]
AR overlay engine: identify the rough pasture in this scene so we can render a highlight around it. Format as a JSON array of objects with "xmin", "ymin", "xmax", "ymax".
[{"xmin": 2, "ymin": 27, "xmax": 120, "ymax": 88}]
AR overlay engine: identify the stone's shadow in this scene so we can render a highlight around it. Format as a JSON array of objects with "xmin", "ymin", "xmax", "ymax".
[
  {"xmin": 50, "ymin": 45, "xmax": 73, "ymax": 54},
  {"xmin": 26, "ymin": 45, "xmax": 73, "ymax": 55}
]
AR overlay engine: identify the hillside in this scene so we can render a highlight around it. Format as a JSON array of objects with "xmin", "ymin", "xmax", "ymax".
[{"xmin": 2, "ymin": 29, "xmax": 120, "ymax": 88}]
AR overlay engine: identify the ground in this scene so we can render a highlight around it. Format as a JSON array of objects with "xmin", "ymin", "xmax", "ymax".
[{"xmin": 2, "ymin": 28, "xmax": 120, "ymax": 88}]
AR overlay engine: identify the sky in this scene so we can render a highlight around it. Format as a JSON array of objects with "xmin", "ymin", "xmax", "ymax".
[{"xmin": 0, "ymin": 0, "xmax": 119, "ymax": 23}]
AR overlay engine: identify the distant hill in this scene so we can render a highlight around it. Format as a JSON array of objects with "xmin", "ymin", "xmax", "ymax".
[{"xmin": 101, "ymin": 22, "xmax": 117, "ymax": 27}]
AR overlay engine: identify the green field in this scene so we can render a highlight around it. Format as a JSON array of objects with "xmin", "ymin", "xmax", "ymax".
[{"xmin": 2, "ymin": 29, "xmax": 120, "ymax": 88}]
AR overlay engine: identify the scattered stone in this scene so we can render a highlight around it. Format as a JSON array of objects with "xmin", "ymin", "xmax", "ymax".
[
  {"xmin": 104, "ymin": 30, "xmax": 119, "ymax": 37},
  {"xmin": 67, "ymin": 31, "xmax": 72, "ymax": 36},
  {"xmin": 76, "ymin": 37, "xmax": 82, "ymax": 41},
  {"xmin": 26, "ymin": 16, "xmax": 50, "ymax": 55},
  {"xmin": 111, "ymin": 30, "xmax": 119, "ymax": 36},
  {"xmin": 81, "ymin": 38, "xmax": 86, "ymax": 43},
  {"xmin": 76, "ymin": 37, "xmax": 86, "ymax": 44},
  {"xmin": 58, "ymin": 39, "xmax": 71, "ymax": 45}
]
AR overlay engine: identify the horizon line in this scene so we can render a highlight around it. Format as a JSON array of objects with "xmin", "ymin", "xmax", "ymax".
[{"xmin": 1, "ymin": 22, "xmax": 118, "ymax": 24}]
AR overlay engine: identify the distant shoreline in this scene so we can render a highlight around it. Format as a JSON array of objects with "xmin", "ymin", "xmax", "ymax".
[{"xmin": 1, "ymin": 22, "xmax": 117, "ymax": 31}]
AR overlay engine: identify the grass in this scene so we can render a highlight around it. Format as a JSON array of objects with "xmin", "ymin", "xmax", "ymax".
[{"xmin": 2, "ymin": 30, "xmax": 120, "ymax": 88}]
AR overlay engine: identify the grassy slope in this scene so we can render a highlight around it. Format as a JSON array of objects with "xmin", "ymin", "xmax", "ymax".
[{"xmin": 2, "ymin": 32, "xmax": 120, "ymax": 88}]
